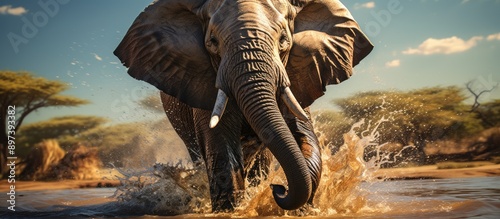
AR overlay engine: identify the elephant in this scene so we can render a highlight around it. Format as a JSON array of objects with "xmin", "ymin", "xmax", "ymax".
[{"xmin": 114, "ymin": 0, "xmax": 373, "ymax": 212}]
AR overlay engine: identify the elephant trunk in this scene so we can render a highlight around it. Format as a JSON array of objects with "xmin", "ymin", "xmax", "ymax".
[
  {"xmin": 238, "ymin": 83, "xmax": 312, "ymax": 210},
  {"xmin": 222, "ymin": 45, "xmax": 312, "ymax": 210}
]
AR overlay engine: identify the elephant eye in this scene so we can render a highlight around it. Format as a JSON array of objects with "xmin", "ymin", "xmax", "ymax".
[
  {"xmin": 279, "ymin": 31, "xmax": 290, "ymax": 50},
  {"xmin": 279, "ymin": 35, "xmax": 287, "ymax": 44},
  {"xmin": 210, "ymin": 36, "xmax": 219, "ymax": 46},
  {"xmin": 206, "ymin": 35, "xmax": 219, "ymax": 54},
  {"xmin": 207, "ymin": 35, "xmax": 219, "ymax": 48}
]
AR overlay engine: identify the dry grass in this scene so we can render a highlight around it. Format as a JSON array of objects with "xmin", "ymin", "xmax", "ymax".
[{"xmin": 20, "ymin": 139, "xmax": 65, "ymax": 180}]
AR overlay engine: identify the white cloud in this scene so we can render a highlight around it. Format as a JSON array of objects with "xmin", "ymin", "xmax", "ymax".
[
  {"xmin": 0, "ymin": 5, "xmax": 27, "ymax": 16},
  {"xmin": 385, "ymin": 59, "xmax": 400, "ymax": 68},
  {"xmin": 487, "ymin": 33, "xmax": 500, "ymax": 41},
  {"xmin": 354, "ymin": 2, "xmax": 375, "ymax": 9},
  {"xmin": 403, "ymin": 36, "xmax": 483, "ymax": 55},
  {"xmin": 93, "ymin": 53, "xmax": 103, "ymax": 61}
]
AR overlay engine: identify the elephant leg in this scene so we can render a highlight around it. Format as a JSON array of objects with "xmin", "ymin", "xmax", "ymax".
[
  {"xmin": 246, "ymin": 148, "xmax": 272, "ymax": 187},
  {"xmin": 192, "ymin": 102, "xmax": 245, "ymax": 212},
  {"xmin": 160, "ymin": 92, "xmax": 202, "ymax": 163},
  {"xmin": 241, "ymin": 133, "xmax": 271, "ymax": 187},
  {"xmin": 283, "ymin": 107, "xmax": 322, "ymax": 204}
]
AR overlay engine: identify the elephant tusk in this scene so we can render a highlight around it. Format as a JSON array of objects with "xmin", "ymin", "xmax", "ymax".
[
  {"xmin": 210, "ymin": 89, "xmax": 229, "ymax": 128},
  {"xmin": 281, "ymin": 87, "xmax": 308, "ymax": 121}
]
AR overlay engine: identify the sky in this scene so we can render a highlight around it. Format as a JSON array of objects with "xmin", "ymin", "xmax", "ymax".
[{"xmin": 1, "ymin": 0, "xmax": 499, "ymax": 125}]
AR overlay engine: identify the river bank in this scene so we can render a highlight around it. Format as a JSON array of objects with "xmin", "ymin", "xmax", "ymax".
[{"xmin": 373, "ymin": 163, "xmax": 500, "ymax": 180}]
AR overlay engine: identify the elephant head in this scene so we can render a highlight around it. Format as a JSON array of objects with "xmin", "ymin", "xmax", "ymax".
[{"xmin": 115, "ymin": 0, "xmax": 372, "ymax": 210}]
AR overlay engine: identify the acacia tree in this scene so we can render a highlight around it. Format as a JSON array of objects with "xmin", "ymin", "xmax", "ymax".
[
  {"xmin": 0, "ymin": 71, "xmax": 88, "ymax": 176},
  {"xmin": 476, "ymin": 100, "xmax": 500, "ymax": 128},
  {"xmin": 16, "ymin": 115, "xmax": 107, "ymax": 154},
  {"xmin": 466, "ymin": 80, "xmax": 500, "ymax": 128},
  {"xmin": 334, "ymin": 86, "xmax": 482, "ymax": 164}
]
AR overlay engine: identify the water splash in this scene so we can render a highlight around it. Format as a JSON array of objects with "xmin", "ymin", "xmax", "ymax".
[
  {"xmin": 312, "ymin": 119, "xmax": 373, "ymax": 214},
  {"xmin": 234, "ymin": 119, "xmax": 389, "ymax": 217},
  {"xmin": 113, "ymin": 119, "xmax": 407, "ymax": 217},
  {"xmin": 113, "ymin": 161, "xmax": 211, "ymax": 215}
]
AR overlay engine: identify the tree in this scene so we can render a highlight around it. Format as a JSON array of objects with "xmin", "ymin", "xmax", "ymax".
[
  {"xmin": 466, "ymin": 79, "xmax": 500, "ymax": 128},
  {"xmin": 466, "ymin": 79, "xmax": 499, "ymax": 112},
  {"xmin": 475, "ymin": 99, "xmax": 500, "ymax": 128},
  {"xmin": 16, "ymin": 115, "xmax": 182, "ymax": 168},
  {"xmin": 334, "ymin": 86, "xmax": 482, "ymax": 164},
  {"xmin": 16, "ymin": 115, "xmax": 107, "ymax": 155},
  {"xmin": 0, "ymin": 71, "xmax": 88, "ymax": 176},
  {"xmin": 75, "ymin": 123, "xmax": 143, "ymax": 167},
  {"xmin": 72, "ymin": 120, "xmax": 186, "ymax": 167}
]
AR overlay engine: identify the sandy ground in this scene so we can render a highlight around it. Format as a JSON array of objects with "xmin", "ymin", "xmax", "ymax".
[{"xmin": 1, "ymin": 164, "xmax": 500, "ymax": 192}]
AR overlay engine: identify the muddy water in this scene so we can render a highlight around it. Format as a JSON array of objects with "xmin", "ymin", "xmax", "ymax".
[
  {"xmin": 2, "ymin": 122, "xmax": 500, "ymax": 218},
  {"xmin": 3, "ymin": 177, "xmax": 500, "ymax": 218}
]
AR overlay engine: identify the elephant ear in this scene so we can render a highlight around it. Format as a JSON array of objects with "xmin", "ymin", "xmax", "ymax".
[
  {"xmin": 114, "ymin": 0, "xmax": 217, "ymax": 110},
  {"xmin": 286, "ymin": 0, "xmax": 373, "ymax": 107}
]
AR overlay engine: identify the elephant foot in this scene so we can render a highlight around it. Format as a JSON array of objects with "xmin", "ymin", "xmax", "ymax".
[
  {"xmin": 207, "ymin": 161, "xmax": 245, "ymax": 212},
  {"xmin": 246, "ymin": 149, "xmax": 272, "ymax": 187},
  {"xmin": 211, "ymin": 189, "xmax": 244, "ymax": 212}
]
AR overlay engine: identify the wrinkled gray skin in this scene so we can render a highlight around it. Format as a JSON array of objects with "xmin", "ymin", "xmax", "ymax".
[{"xmin": 115, "ymin": 0, "xmax": 372, "ymax": 212}]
